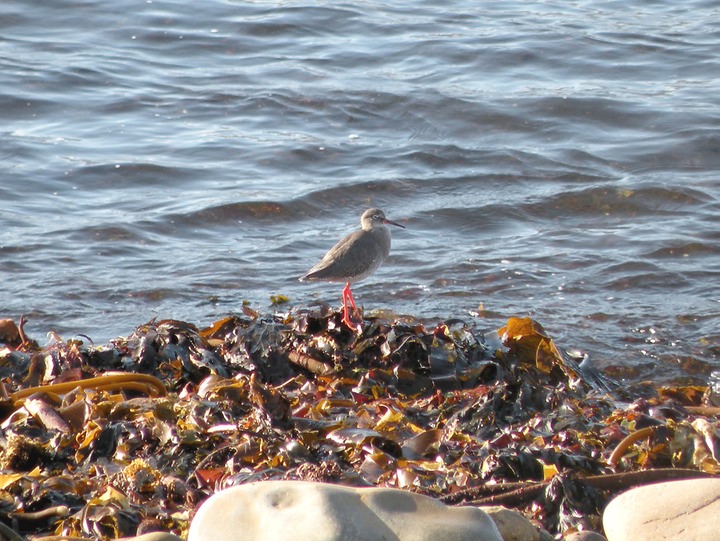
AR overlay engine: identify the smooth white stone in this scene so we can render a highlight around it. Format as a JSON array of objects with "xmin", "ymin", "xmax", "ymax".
[
  {"xmin": 188, "ymin": 480, "xmax": 504, "ymax": 541},
  {"xmin": 603, "ymin": 478, "xmax": 720, "ymax": 541},
  {"xmin": 482, "ymin": 505, "xmax": 554, "ymax": 541}
]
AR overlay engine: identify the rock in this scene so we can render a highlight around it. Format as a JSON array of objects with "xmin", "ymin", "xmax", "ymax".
[
  {"xmin": 563, "ymin": 532, "xmax": 607, "ymax": 541},
  {"xmin": 603, "ymin": 478, "xmax": 720, "ymax": 541},
  {"xmin": 119, "ymin": 534, "xmax": 183, "ymax": 541},
  {"xmin": 483, "ymin": 506, "xmax": 553, "ymax": 541},
  {"xmin": 188, "ymin": 480, "xmax": 503, "ymax": 541}
]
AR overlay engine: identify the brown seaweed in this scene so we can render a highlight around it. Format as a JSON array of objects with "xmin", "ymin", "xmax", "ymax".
[{"xmin": 0, "ymin": 311, "xmax": 718, "ymax": 539}]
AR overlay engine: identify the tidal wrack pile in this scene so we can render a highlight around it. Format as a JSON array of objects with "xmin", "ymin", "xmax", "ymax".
[{"xmin": 1, "ymin": 307, "xmax": 718, "ymax": 539}]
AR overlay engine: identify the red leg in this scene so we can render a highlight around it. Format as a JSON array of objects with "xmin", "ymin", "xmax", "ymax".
[
  {"xmin": 341, "ymin": 283, "xmax": 362, "ymax": 332},
  {"xmin": 343, "ymin": 283, "xmax": 357, "ymax": 309}
]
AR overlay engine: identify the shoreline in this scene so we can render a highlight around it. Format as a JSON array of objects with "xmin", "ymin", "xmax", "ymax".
[{"xmin": 1, "ymin": 309, "xmax": 717, "ymax": 539}]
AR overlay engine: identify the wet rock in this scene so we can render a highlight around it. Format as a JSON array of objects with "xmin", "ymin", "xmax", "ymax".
[
  {"xmin": 188, "ymin": 480, "xmax": 503, "ymax": 541},
  {"xmin": 603, "ymin": 478, "xmax": 720, "ymax": 541}
]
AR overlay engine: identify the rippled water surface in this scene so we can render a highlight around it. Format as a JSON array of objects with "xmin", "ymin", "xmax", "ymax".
[{"xmin": 2, "ymin": 0, "xmax": 720, "ymax": 383}]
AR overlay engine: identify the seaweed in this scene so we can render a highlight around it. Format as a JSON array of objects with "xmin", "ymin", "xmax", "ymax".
[{"xmin": 0, "ymin": 312, "xmax": 717, "ymax": 539}]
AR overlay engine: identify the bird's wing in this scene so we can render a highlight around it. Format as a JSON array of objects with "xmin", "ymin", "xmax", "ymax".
[{"xmin": 303, "ymin": 230, "xmax": 385, "ymax": 280}]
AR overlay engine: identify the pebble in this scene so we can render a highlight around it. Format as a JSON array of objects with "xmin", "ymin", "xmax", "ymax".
[
  {"xmin": 603, "ymin": 478, "xmax": 720, "ymax": 541},
  {"xmin": 119, "ymin": 534, "xmax": 183, "ymax": 541},
  {"xmin": 187, "ymin": 480, "xmax": 505, "ymax": 541},
  {"xmin": 483, "ymin": 506, "xmax": 554, "ymax": 541},
  {"xmin": 563, "ymin": 532, "xmax": 607, "ymax": 541}
]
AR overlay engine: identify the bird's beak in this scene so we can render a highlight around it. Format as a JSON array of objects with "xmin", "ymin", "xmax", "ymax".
[{"xmin": 384, "ymin": 218, "xmax": 406, "ymax": 229}]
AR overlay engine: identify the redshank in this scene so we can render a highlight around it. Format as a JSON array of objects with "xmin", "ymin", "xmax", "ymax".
[{"xmin": 299, "ymin": 208, "xmax": 405, "ymax": 331}]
